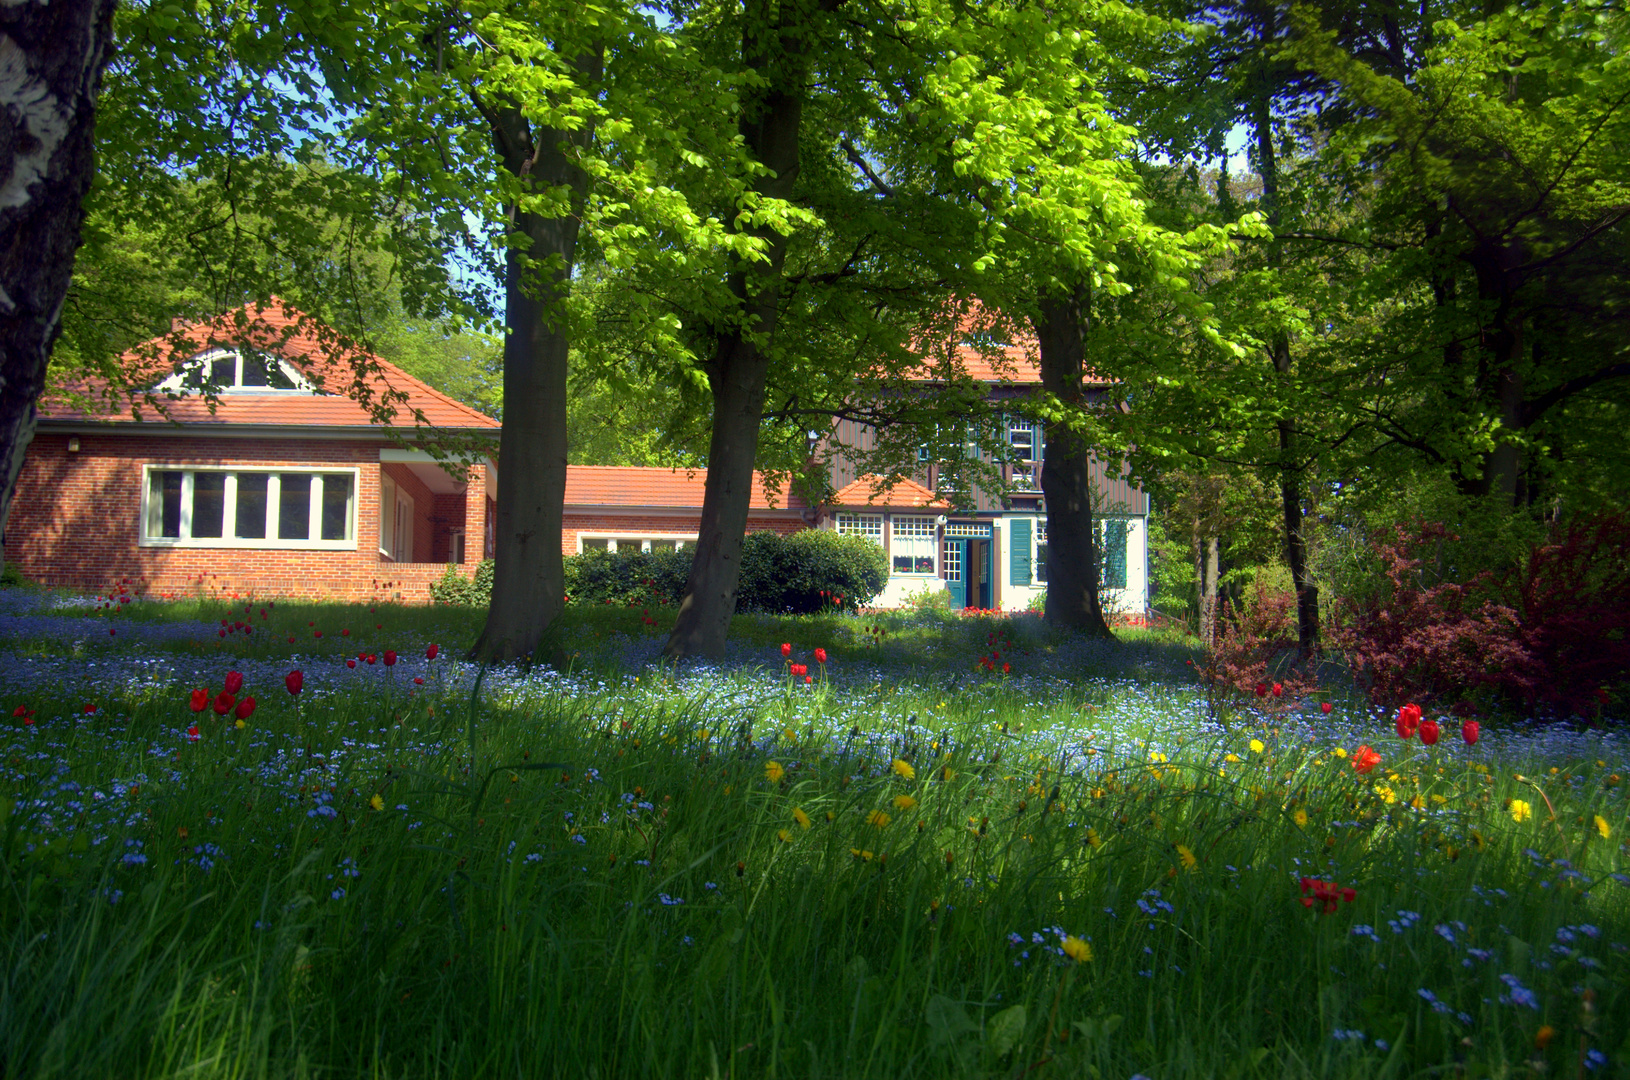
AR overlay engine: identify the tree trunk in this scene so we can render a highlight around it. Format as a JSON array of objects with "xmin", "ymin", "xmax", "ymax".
[
  {"xmin": 470, "ymin": 50, "xmax": 602, "ymax": 664},
  {"xmin": 1201, "ymin": 534, "xmax": 1220, "ymax": 647},
  {"xmin": 1253, "ymin": 88, "xmax": 1319, "ymax": 656},
  {"xmin": 1034, "ymin": 284, "xmax": 1113, "ymax": 638},
  {"xmin": 664, "ymin": 0, "xmax": 815, "ymax": 659},
  {"xmin": 0, "ymin": 0, "xmax": 116, "ymax": 566}
]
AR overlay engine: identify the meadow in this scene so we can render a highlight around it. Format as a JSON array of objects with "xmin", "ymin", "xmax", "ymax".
[{"xmin": 0, "ymin": 588, "xmax": 1626, "ymax": 1079}]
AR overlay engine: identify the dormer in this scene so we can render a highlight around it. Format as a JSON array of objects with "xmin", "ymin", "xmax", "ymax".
[{"xmin": 154, "ymin": 348, "xmax": 317, "ymax": 395}]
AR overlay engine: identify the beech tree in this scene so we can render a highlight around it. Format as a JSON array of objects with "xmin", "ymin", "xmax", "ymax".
[{"xmin": 0, "ymin": 0, "xmax": 116, "ymax": 568}]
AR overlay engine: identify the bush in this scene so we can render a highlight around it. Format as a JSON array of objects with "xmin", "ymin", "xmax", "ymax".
[
  {"xmin": 429, "ymin": 560, "xmax": 496, "ymax": 605},
  {"xmin": 735, "ymin": 529, "xmax": 888, "ymax": 614},
  {"xmin": 1336, "ymin": 515, "xmax": 1630, "ymax": 719},
  {"xmin": 564, "ymin": 548, "xmax": 691, "ymax": 608},
  {"xmin": 424, "ymin": 531, "xmax": 890, "ymax": 615}
]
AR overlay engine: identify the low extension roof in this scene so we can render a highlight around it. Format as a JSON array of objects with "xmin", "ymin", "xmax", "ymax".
[
  {"xmin": 40, "ymin": 300, "xmax": 499, "ymax": 434},
  {"xmin": 831, "ymin": 475, "xmax": 949, "ymax": 509},
  {"xmin": 565, "ymin": 466, "xmax": 808, "ymax": 511}
]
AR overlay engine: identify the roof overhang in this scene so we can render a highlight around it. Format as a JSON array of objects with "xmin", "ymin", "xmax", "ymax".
[{"xmin": 34, "ymin": 419, "xmax": 501, "ymax": 442}]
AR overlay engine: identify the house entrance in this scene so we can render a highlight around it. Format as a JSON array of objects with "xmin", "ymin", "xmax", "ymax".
[{"xmin": 942, "ymin": 528, "xmax": 993, "ymax": 610}]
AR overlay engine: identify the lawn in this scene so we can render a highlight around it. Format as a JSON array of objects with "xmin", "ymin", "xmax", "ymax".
[{"xmin": 1, "ymin": 588, "xmax": 1626, "ymax": 1079}]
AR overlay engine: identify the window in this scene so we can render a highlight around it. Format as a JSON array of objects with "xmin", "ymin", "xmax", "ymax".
[
  {"xmin": 379, "ymin": 474, "xmax": 414, "ymax": 561},
  {"xmin": 1008, "ymin": 420, "xmax": 1037, "ymax": 462},
  {"xmin": 1035, "ymin": 519, "xmax": 1048, "ymax": 583},
  {"xmin": 890, "ymin": 516, "xmax": 937, "ymax": 575},
  {"xmin": 835, "ymin": 514, "xmax": 883, "ymax": 545},
  {"xmin": 156, "ymin": 349, "xmax": 313, "ymax": 394},
  {"xmin": 142, "ymin": 467, "xmax": 356, "ymax": 548},
  {"xmin": 577, "ymin": 535, "xmax": 695, "ymax": 553}
]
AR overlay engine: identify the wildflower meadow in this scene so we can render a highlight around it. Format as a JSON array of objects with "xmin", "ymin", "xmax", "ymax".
[{"xmin": 1, "ymin": 590, "xmax": 1626, "ymax": 1079}]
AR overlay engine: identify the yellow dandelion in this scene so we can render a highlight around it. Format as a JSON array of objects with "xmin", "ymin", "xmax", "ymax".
[
  {"xmin": 369, "ymin": 794, "xmax": 384, "ymax": 811},
  {"xmin": 1248, "ymin": 739, "xmax": 1265, "ymax": 754},
  {"xmin": 1293, "ymin": 808, "xmax": 1308, "ymax": 828},
  {"xmin": 777, "ymin": 828, "xmax": 792, "ymax": 843},
  {"xmin": 1062, "ymin": 936, "xmax": 1093, "ymax": 963},
  {"xmin": 850, "ymin": 848, "xmax": 874, "ymax": 861},
  {"xmin": 894, "ymin": 795, "xmax": 918, "ymax": 811},
  {"xmin": 1085, "ymin": 827, "xmax": 1101, "ymax": 848},
  {"xmin": 1333, "ymin": 747, "xmax": 1348, "ymax": 758},
  {"xmin": 892, "ymin": 759, "xmax": 915, "ymax": 780},
  {"xmin": 1430, "ymin": 794, "xmax": 1447, "ymax": 804},
  {"xmin": 700, "ymin": 728, "xmax": 711, "ymax": 740},
  {"xmin": 1224, "ymin": 753, "xmax": 1240, "ymax": 763},
  {"xmin": 234, "ymin": 718, "xmax": 246, "ymax": 730},
  {"xmin": 1470, "ymin": 829, "xmax": 1486, "ymax": 850},
  {"xmin": 825, "ymin": 811, "xmax": 835, "ymax": 822},
  {"xmin": 792, "ymin": 806, "xmax": 811, "ymax": 830},
  {"xmin": 1149, "ymin": 751, "xmax": 1167, "ymax": 764},
  {"xmin": 1594, "ymin": 814, "xmax": 1611, "ymax": 840},
  {"xmin": 1175, "ymin": 843, "xmax": 1197, "ymax": 870},
  {"xmin": 1509, "ymin": 798, "xmax": 1532, "ymax": 823},
  {"xmin": 765, "ymin": 760, "xmax": 785, "ymax": 784},
  {"xmin": 1410, "ymin": 795, "xmax": 1425, "ymax": 810},
  {"xmin": 867, "ymin": 810, "xmax": 892, "ymax": 829}
]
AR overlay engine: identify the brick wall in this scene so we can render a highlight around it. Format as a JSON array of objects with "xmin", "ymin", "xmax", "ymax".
[{"xmin": 9, "ymin": 432, "xmax": 486, "ymax": 603}]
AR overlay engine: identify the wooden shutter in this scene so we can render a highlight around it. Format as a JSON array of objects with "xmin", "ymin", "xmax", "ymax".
[{"xmin": 1009, "ymin": 518, "xmax": 1031, "ymax": 585}]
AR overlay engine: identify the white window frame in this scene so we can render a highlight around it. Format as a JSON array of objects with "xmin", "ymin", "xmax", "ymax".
[
  {"xmin": 152, "ymin": 348, "xmax": 316, "ymax": 395},
  {"xmin": 576, "ymin": 533, "xmax": 697, "ymax": 553},
  {"xmin": 889, "ymin": 515, "xmax": 938, "ymax": 576},
  {"xmin": 1035, "ymin": 519, "xmax": 1049, "ymax": 583},
  {"xmin": 379, "ymin": 473, "xmax": 415, "ymax": 562},
  {"xmin": 835, "ymin": 513, "xmax": 884, "ymax": 546},
  {"xmin": 139, "ymin": 465, "xmax": 359, "ymax": 550}
]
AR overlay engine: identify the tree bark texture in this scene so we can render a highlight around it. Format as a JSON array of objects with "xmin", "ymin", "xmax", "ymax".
[
  {"xmin": 0, "ymin": 0, "xmax": 116, "ymax": 565},
  {"xmin": 1252, "ymin": 89, "xmax": 1319, "ymax": 656},
  {"xmin": 664, "ymin": 1, "xmax": 821, "ymax": 659},
  {"xmin": 1034, "ymin": 285, "xmax": 1113, "ymax": 638},
  {"xmin": 471, "ymin": 49, "xmax": 602, "ymax": 664}
]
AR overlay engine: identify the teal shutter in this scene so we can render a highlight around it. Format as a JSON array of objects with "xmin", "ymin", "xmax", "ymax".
[
  {"xmin": 1009, "ymin": 519, "xmax": 1031, "ymax": 585},
  {"xmin": 1101, "ymin": 519, "xmax": 1127, "ymax": 590}
]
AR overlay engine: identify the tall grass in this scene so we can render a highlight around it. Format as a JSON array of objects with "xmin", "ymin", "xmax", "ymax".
[{"xmin": 0, "ymin": 602, "xmax": 1625, "ymax": 1078}]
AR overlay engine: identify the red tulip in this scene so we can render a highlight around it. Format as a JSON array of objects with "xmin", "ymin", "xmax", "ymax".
[
  {"xmin": 426, "ymin": 643, "xmax": 439, "ymax": 660},
  {"xmin": 1255, "ymin": 683, "xmax": 1268, "ymax": 697},
  {"xmin": 413, "ymin": 677, "xmax": 425, "ymax": 685},
  {"xmin": 1352, "ymin": 745, "xmax": 1381, "ymax": 774},
  {"xmin": 1320, "ymin": 701, "xmax": 1333, "ymax": 714},
  {"xmin": 223, "ymin": 671, "xmax": 244, "ymax": 696},
  {"xmin": 347, "ymin": 659, "xmax": 357, "ymax": 669},
  {"xmin": 212, "ymin": 691, "xmax": 235, "ymax": 715},
  {"xmin": 1395, "ymin": 703, "xmax": 1422, "ymax": 740},
  {"xmin": 341, "ymin": 628, "xmax": 350, "ymax": 636},
  {"xmin": 1271, "ymin": 683, "xmax": 1283, "ymax": 698},
  {"xmin": 285, "ymin": 670, "xmax": 304, "ymax": 696},
  {"xmin": 1419, "ymin": 719, "xmax": 1440, "ymax": 746},
  {"xmin": 384, "ymin": 650, "xmax": 397, "ymax": 667},
  {"xmin": 1461, "ymin": 720, "xmax": 1479, "ymax": 746},
  {"xmin": 186, "ymin": 725, "xmax": 201, "ymax": 742},
  {"xmin": 190, "ymin": 689, "xmax": 209, "ymax": 713},
  {"xmin": 234, "ymin": 696, "xmax": 256, "ymax": 720},
  {"xmin": 314, "ymin": 630, "xmax": 323, "ymax": 639},
  {"xmin": 366, "ymin": 654, "xmax": 376, "ymax": 665},
  {"xmin": 815, "ymin": 648, "xmax": 827, "ymax": 665},
  {"xmin": 804, "ymin": 675, "xmax": 812, "ymax": 684},
  {"xmin": 781, "ymin": 643, "xmax": 792, "ymax": 658}
]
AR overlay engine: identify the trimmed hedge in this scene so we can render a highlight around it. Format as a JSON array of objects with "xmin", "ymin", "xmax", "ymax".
[{"xmin": 428, "ymin": 530, "xmax": 889, "ymax": 614}]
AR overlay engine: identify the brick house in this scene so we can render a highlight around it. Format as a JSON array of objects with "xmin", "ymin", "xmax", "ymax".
[
  {"xmin": 561, "ymin": 466, "xmax": 809, "ymax": 554},
  {"xmin": 9, "ymin": 301, "xmax": 500, "ymax": 602},
  {"xmin": 817, "ymin": 327, "xmax": 1151, "ymax": 615}
]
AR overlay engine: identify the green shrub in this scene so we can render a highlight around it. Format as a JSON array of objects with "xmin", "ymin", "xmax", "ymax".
[
  {"xmin": 736, "ymin": 529, "xmax": 887, "ymax": 614},
  {"xmin": 564, "ymin": 548, "xmax": 691, "ymax": 608},
  {"xmin": 429, "ymin": 560, "xmax": 495, "ymax": 606},
  {"xmin": 425, "ymin": 531, "xmax": 889, "ymax": 614}
]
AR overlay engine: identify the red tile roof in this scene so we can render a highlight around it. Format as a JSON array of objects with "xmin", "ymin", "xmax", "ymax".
[
  {"xmin": 565, "ymin": 466, "xmax": 808, "ymax": 511},
  {"xmin": 900, "ymin": 303, "xmax": 1110, "ymax": 385},
  {"xmin": 831, "ymin": 475, "xmax": 949, "ymax": 508},
  {"xmin": 41, "ymin": 300, "xmax": 499, "ymax": 432}
]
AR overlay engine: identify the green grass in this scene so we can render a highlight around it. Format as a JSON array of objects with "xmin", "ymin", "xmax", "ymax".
[{"xmin": 1, "ymin": 596, "xmax": 1626, "ymax": 1078}]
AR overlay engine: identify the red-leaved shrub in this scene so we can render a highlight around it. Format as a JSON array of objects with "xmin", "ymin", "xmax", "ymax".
[
  {"xmin": 1198, "ymin": 580, "xmax": 1320, "ymax": 723},
  {"xmin": 1338, "ymin": 515, "xmax": 1630, "ymax": 719}
]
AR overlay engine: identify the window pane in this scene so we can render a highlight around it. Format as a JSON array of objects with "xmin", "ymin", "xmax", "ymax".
[
  {"xmin": 581, "ymin": 538, "xmax": 609, "ymax": 551},
  {"xmin": 1036, "ymin": 543, "xmax": 1049, "ymax": 583},
  {"xmin": 649, "ymin": 539, "xmax": 676, "ymax": 552},
  {"xmin": 148, "ymin": 471, "xmax": 182, "ymax": 538},
  {"xmin": 235, "ymin": 474, "xmax": 268, "ymax": 539},
  {"xmin": 320, "ymin": 473, "xmax": 352, "ymax": 541},
  {"xmin": 238, "ymin": 350, "xmax": 269, "ymax": 387},
  {"xmin": 278, "ymin": 474, "xmax": 311, "ymax": 540},
  {"xmin": 192, "ymin": 473, "xmax": 225, "ymax": 538}
]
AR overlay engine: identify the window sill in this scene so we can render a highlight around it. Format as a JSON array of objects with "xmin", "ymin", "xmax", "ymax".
[{"xmin": 139, "ymin": 538, "xmax": 358, "ymax": 552}]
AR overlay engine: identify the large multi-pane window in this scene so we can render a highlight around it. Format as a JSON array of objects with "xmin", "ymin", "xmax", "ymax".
[
  {"xmin": 890, "ymin": 516, "xmax": 937, "ymax": 575},
  {"xmin": 143, "ymin": 467, "xmax": 356, "ymax": 548},
  {"xmin": 836, "ymin": 514, "xmax": 884, "ymax": 545},
  {"xmin": 157, "ymin": 348, "xmax": 311, "ymax": 394},
  {"xmin": 578, "ymin": 535, "xmax": 695, "ymax": 553},
  {"xmin": 1029, "ymin": 519, "xmax": 1128, "ymax": 589}
]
